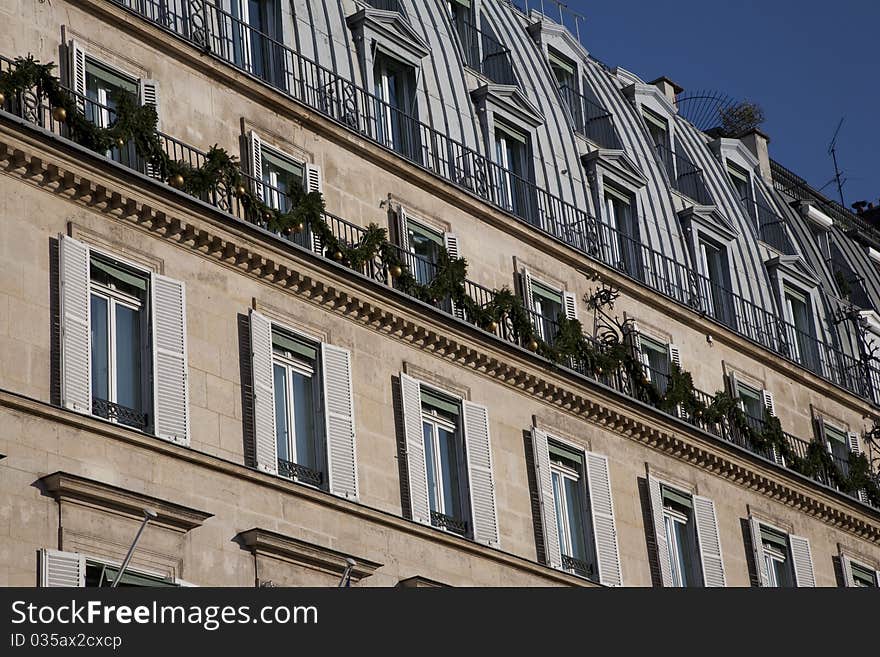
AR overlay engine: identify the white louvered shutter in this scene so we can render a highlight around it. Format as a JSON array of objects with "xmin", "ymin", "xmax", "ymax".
[
  {"xmin": 562, "ymin": 291, "xmax": 577, "ymax": 321},
  {"xmin": 443, "ymin": 232, "xmax": 466, "ymax": 320},
  {"xmin": 69, "ymin": 41, "xmax": 87, "ymax": 112},
  {"xmin": 59, "ymin": 235, "xmax": 92, "ymax": 414},
  {"xmin": 322, "ymin": 343, "xmax": 359, "ymax": 500},
  {"xmin": 400, "ymin": 373, "xmax": 430, "ymax": 525},
  {"xmin": 668, "ymin": 344, "xmax": 682, "ymax": 369},
  {"xmin": 396, "ymin": 207, "xmax": 410, "ymax": 252},
  {"xmin": 39, "ymin": 549, "xmax": 85, "ymax": 587},
  {"xmin": 532, "ymin": 427, "xmax": 562, "ymax": 569},
  {"xmin": 693, "ymin": 495, "xmax": 726, "ymax": 587},
  {"xmin": 305, "ymin": 164, "xmax": 324, "ymax": 255},
  {"xmin": 647, "ymin": 475, "xmax": 673, "ymax": 587},
  {"xmin": 847, "ymin": 431, "xmax": 869, "ymax": 503},
  {"xmin": 138, "ymin": 79, "xmax": 160, "ymax": 127},
  {"xmin": 249, "ymin": 310, "xmax": 277, "ymax": 475},
  {"xmin": 789, "ymin": 534, "xmax": 816, "ymax": 587},
  {"xmin": 586, "ymin": 452, "xmax": 622, "ymax": 586},
  {"xmin": 151, "ymin": 274, "xmax": 189, "ymax": 445},
  {"xmin": 749, "ymin": 516, "xmax": 770, "ymax": 587},
  {"xmin": 628, "ymin": 322, "xmax": 650, "ymax": 382},
  {"xmin": 762, "ymin": 389, "xmax": 776, "ymax": 416},
  {"xmin": 521, "ymin": 267, "xmax": 535, "ymax": 311},
  {"xmin": 249, "ymin": 131, "xmax": 264, "ymax": 202},
  {"xmin": 840, "ymin": 553, "xmax": 855, "ymax": 588},
  {"xmin": 463, "ymin": 401, "xmax": 499, "ymax": 547}
]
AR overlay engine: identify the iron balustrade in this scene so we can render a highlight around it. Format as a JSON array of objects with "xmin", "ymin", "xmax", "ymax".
[
  {"xmin": 453, "ymin": 20, "xmax": 517, "ymax": 85},
  {"xmin": 557, "ymin": 85, "xmax": 619, "ymax": 149},
  {"xmin": 277, "ymin": 458, "xmax": 324, "ymax": 487},
  {"xmin": 655, "ymin": 144, "xmax": 712, "ymax": 206},
  {"xmin": 430, "ymin": 511, "xmax": 468, "ymax": 536},
  {"xmin": 92, "ymin": 398, "xmax": 148, "ymax": 430},
  {"xmin": 2, "ymin": 55, "xmax": 878, "ymax": 505},
  {"xmin": 740, "ymin": 197, "xmax": 796, "ymax": 255},
  {"xmin": 561, "ymin": 554, "xmax": 593, "ymax": 578},
  {"xmin": 361, "ymin": 0, "xmax": 405, "ymax": 13}
]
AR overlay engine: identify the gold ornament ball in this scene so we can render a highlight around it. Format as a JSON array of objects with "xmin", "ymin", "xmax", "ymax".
[
  {"xmin": 263, "ymin": 211, "xmax": 273, "ymax": 222},
  {"xmin": 171, "ymin": 173, "xmax": 185, "ymax": 188},
  {"xmin": 0, "ymin": 92, "xmax": 6, "ymax": 106},
  {"xmin": 52, "ymin": 106, "xmax": 67, "ymax": 122},
  {"xmin": 333, "ymin": 251, "xmax": 344, "ymax": 261},
  {"xmin": 389, "ymin": 265, "xmax": 403, "ymax": 278},
  {"xmin": 235, "ymin": 185, "xmax": 247, "ymax": 198},
  {"xmin": 596, "ymin": 366, "xmax": 604, "ymax": 374},
  {"xmin": 293, "ymin": 221, "xmax": 305, "ymax": 234},
  {"xmin": 528, "ymin": 339, "xmax": 539, "ymax": 352},
  {"xmin": 116, "ymin": 137, "xmax": 125, "ymax": 148},
  {"xmin": 487, "ymin": 320, "xmax": 498, "ymax": 332}
]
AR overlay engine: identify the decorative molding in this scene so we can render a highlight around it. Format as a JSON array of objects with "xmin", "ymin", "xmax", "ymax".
[
  {"xmin": 38, "ymin": 471, "xmax": 213, "ymax": 532},
  {"xmin": 396, "ymin": 575, "xmax": 448, "ymax": 587},
  {"xmin": 346, "ymin": 7, "xmax": 430, "ymax": 70},
  {"xmin": 765, "ymin": 254, "xmax": 821, "ymax": 290},
  {"xmin": 622, "ymin": 82, "xmax": 677, "ymax": 117},
  {"xmin": 709, "ymin": 137, "xmax": 760, "ymax": 174},
  {"xmin": 2, "ymin": 104, "xmax": 880, "ymax": 546},
  {"xmin": 471, "ymin": 84, "xmax": 545, "ymax": 129},
  {"xmin": 582, "ymin": 149, "xmax": 648, "ymax": 190},
  {"xmin": 678, "ymin": 204, "xmax": 737, "ymax": 243},
  {"xmin": 236, "ymin": 527, "xmax": 382, "ymax": 583}
]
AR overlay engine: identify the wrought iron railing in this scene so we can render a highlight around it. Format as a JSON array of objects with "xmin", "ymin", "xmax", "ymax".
[
  {"xmin": 557, "ymin": 85, "xmax": 619, "ymax": 149},
  {"xmin": 431, "ymin": 511, "xmax": 468, "ymax": 536},
  {"xmin": 2, "ymin": 54, "xmax": 877, "ymax": 506},
  {"xmin": 740, "ymin": 197, "xmax": 796, "ymax": 255},
  {"xmin": 453, "ymin": 19, "xmax": 517, "ymax": 85},
  {"xmin": 656, "ymin": 144, "xmax": 712, "ymax": 205},
  {"xmin": 277, "ymin": 458, "xmax": 324, "ymax": 487},
  {"xmin": 92, "ymin": 398, "xmax": 148, "ymax": 430},
  {"xmin": 361, "ymin": 0, "xmax": 405, "ymax": 13},
  {"xmin": 561, "ymin": 554, "xmax": 593, "ymax": 578}
]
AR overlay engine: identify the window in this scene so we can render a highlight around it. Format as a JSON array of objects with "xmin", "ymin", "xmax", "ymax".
[
  {"xmin": 84, "ymin": 561, "xmax": 178, "ymax": 588},
  {"xmin": 59, "ymin": 235, "xmax": 190, "ymax": 445},
  {"xmin": 661, "ymin": 486, "xmax": 700, "ymax": 587},
  {"xmin": 399, "ymin": 373, "xmax": 499, "ymax": 546},
  {"xmin": 373, "ymin": 53, "xmax": 418, "ymax": 157},
  {"xmin": 602, "ymin": 185, "xmax": 639, "ymax": 274},
  {"xmin": 272, "ymin": 329, "xmax": 324, "ymax": 486},
  {"xmin": 420, "ymin": 388, "xmax": 467, "ymax": 533},
  {"xmin": 639, "ymin": 335, "xmax": 672, "ymax": 391},
  {"xmin": 734, "ymin": 381, "xmax": 765, "ymax": 423},
  {"xmin": 84, "ymin": 58, "xmax": 138, "ymax": 129},
  {"xmin": 727, "ymin": 161, "xmax": 754, "ymax": 217},
  {"xmin": 760, "ymin": 526, "xmax": 794, "ymax": 587},
  {"xmin": 248, "ymin": 310, "xmax": 358, "ymax": 500},
  {"xmin": 406, "ymin": 220, "xmax": 443, "ymax": 286},
  {"xmin": 548, "ymin": 48, "xmax": 576, "ymax": 92},
  {"xmin": 521, "ymin": 270, "xmax": 576, "ymax": 344},
  {"xmin": 850, "ymin": 561, "xmax": 878, "ymax": 588},
  {"xmin": 89, "ymin": 254, "xmax": 150, "ymax": 429},
  {"xmin": 642, "ymin": 106, "xmax": 669, "ymax": 151},
  {"xmin": 230, "ymin": 0, "xmax": 283, "ymax": 84},
  {"xmin": 549, "ymin": 442, "xmax": 592, "ymax": 577},
  {"xmin": 782, "ymin": 285, "xmax": 814, "ymax": 363},
  {"xmin": 532, "ymin": 429, "xmax": 622, "ymax": 585},
  {"xmin": 494, "ymin": 124, "xmax": 530, "ymax": 214},
  {"xmin": 261, "ymin": 147, "xmax": 304, "ymax": 211},
  {"xmin": 697, "ymin": 238, "xmax": 732, "ymax": 325}
]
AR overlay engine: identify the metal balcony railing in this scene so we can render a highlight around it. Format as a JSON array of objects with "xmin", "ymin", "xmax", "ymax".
[
  {"xmin": 740, "ymin": 197, "xmax": 796, "ymax": 255},
  {"xmin": 561, "ymin": 554, "xmax": 593, "ymax": 578},
  {"xmin": 2, "ymin": 53, "xmax": 878, "ymax": 505},
  {"xmin": 430, "ymin": 511, "xmax": 468, "ymax": 536},
  {"xmin": 277, "ymin": 458, "xmax": 324, "ymax": 487},
  {"xmin": 451, "ymin": 20, "xmax": 517, "ymax": 85},
  {"xmin": 557, "ymin": 85, "xmax": 619, "ymax": 149},
  {"xmin": 92, "ymin": 398, "xmax": 148, "ymax": 430},
  {"xmin": 656, "ymin": 144, "xmax": 712, "ymax": 206}
]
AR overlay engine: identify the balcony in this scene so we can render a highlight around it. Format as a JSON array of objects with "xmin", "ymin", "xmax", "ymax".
[
  {"xmin": 452, "ymin": 19, "xmax": 517, "ymax": 86},
  {"xmin": 92, "ymin": 398, "xmax": 148, "ymax": 430},
  {"xmin": 656, "ymin": 144, "xmax": 712, "ymax": 206},
  {"xmin": 430, "ymin": 511, "xmax": 468, "ymax": 536},
  {"xmin": 557, "ymin": 85, "xmax": 620, "ymax": 149},
  {"xmin": 2, "ymin": 37, "xmax": 879, "ymax": 504},
  {"xmin": 277, "ymin": 458, "xmax": 324, "ymax": 487},
  {"xmin": 741, "ymin": 197, "xmax": 796, "ymax": 255}
]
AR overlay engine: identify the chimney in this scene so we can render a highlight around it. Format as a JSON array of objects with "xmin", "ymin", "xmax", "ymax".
[
  {"xmin": 649, "ymin": 76, "xmax": 684, "ymax": 108},
  {"xmin": 740, "ymin": 128, "xmax": 772, "ymax": 187}
]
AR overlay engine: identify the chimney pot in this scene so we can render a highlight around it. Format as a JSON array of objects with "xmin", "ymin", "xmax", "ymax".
[
  {"xmin": 740, "ymin": 129, "xmax": 772, "ymax": 187},
  {"xmin": 648, "ymin": 76, "xmax": 684, "ymax": 107}
]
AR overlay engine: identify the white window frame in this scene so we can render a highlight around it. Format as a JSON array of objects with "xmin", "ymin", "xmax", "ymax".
[
  {"xmin": 782, "ymin": 284, "xmax": 810, "ymax": 362},
  {"xmin": 727, "ymin": 159, "xmax": 756, "ymax": 217},
  {"xmin": 549, "ymin": 458, "xmax": 588, "ymax": 569},
  {"xmin": 271, "ymin": 342, "xmax": 322, "ymax": 485},
  {"xmin": 83, "ymin": 55, "xmax": 139, "ymax": 129},
  {"xmin": 421, "ymin": 403, "xmax": 462, "ymax": 522},
  {"xmin": 662, "ymin": 503, "xmax": 692, "ymax": 588},
  {"xmin": 261, "ymin": 143, "xmax": 305, "ymax": 211},
  {"xmin": 763, "ymin": 543, "xmax": 788, "ymax": 588}
]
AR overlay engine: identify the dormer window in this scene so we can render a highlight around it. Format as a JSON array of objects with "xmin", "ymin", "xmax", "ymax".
[
  {"xmin": 782, "ymin": 284, "xmax": 816, "ymax": 365},
  {"xmin": 494, "ymin": 123, "xmax": 531, "ymax": 214},
  {"xmin": 727, "ymin": 161, "xmax": 754, "ymax": 216},
  {"xmin": 373, "ymin": 53, "xmax": 419, "ymax": 157},
  {"xmin": 697, "ymin": 237, "xmax": 734, "ymax": 327},
  {"xmin": 231, "ymin": 0, "xmax": 284, "ymax": 85},
  {"xmin": 548, "ymin": 47, "xmax": 576, "ymax": 91},
  {"xmin": 642, "ymin": 106, "xmax": 670, "ymax": 151},
  {"xmin": 602, "ymin": 184, "xmax": 640, "ymax": 276}
]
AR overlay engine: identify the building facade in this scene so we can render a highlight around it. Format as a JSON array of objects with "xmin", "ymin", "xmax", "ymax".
[{"xmin": 1, "ymin": 0, "xmax": 879, "ymax": 587}]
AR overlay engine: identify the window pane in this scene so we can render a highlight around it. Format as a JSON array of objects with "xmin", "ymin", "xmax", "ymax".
[
  {"xmin": 664, "ymin": 514, "xmax": 682, "ymax": 587},
  {"xmin": 563, "ymin": 477, "xmax": 587, "ymax": 561},
  {"xmin": 673, "ymin": 519, "xmax": 693, "ymax": 587},
  {"xmin": 90, "ymin": 295, "xmax": 109, "ymax": 402},
  {"xmin": 552, "ymin": 471, "xmax": 567, "ymax": 554},
  {"xmin": 423, "ymin": 422, "xmax": 438, "ymax": 513},
  {"xmin": 273, "ymin": 364, "xmax": 290, "ymax": 463},
  {"xmin": 114, "ymin": 304, "xmax": 142, "ymax": 414},
  {"xmin": 438, "ymin": 426, "xmax": 461, "ymax": 519},
  {"xmin": 292, "ymin": 371, "xmax": 317, "ymax": 470}
]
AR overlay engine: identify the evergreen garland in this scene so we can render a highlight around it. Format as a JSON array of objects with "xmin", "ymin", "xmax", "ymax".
[{"xmin": 3, "ymin": 56, "xmax": 878, "ymax": 505}]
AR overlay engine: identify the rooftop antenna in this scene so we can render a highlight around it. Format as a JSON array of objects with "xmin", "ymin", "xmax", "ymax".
[{"xmin": 828, "ymin": 117, "xmax": 846, "ymax": 207}]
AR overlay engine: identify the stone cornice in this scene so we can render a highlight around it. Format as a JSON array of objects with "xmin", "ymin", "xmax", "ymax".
[
  {"xmin": 236, "ymin": 528, "xmax": 382, "ymax": 583},
  {"xmin": 71, "ymin": 0, "xmax": 879, "ymax": 420},
  {"xmin": 38, "ymin": 471, "xmax": 213, "ymax": 532}
]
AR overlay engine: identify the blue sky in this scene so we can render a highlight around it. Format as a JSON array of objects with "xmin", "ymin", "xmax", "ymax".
[{"xmin": 563, "ymin": 0, "xmax": 879, "ymax": 208}]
